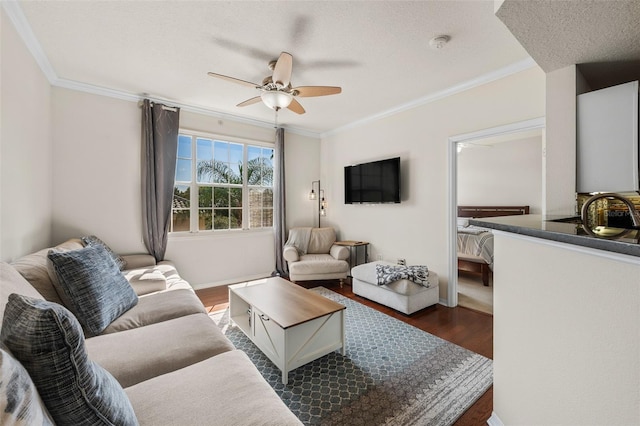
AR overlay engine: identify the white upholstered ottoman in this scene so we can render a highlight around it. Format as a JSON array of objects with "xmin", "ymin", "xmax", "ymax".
[{"xmin": 351, "ymin": 261, "xmax": 439, "ymax": 314}]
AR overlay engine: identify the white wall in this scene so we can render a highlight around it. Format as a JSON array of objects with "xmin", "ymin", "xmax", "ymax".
[
  {"xmin": 493, "ymin": 232, "xmax": 640, "ymax": 425},
  {"xmin": 321, "ymin": 66, "xmax": 545, "ymax": 301},
  {"xmin": 1, "ymin": 10, "xmax": 53, "ymax": 261},
  {"xmin": 50, "ymin": 88, "xmax": 320, "ymax": 287},
  {"xmin": 457, "ymin": 135, "xmax": 543, "ymax": 214},
  {"xmin": 545, "ymin": 65, "xmax": 577, "ymax": 216}
]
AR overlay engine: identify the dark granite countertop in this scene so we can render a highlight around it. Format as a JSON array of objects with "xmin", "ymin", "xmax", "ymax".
[{"xmin": 469, "ymin": 214, "xmax": 640, "ymax": 258}]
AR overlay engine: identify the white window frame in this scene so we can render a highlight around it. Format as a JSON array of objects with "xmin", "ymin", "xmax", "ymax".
[{"xmin": 171, "ymin": 129, "xmax": 274, "ymax": 235}]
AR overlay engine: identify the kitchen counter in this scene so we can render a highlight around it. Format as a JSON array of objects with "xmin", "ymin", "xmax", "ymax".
[{"xmin": 469, "ymin": 214, "xmax": 640, "ymax": 258}]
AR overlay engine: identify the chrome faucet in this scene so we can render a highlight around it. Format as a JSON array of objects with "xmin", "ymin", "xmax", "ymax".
[{"xmin": 581, "ymin": 193, "xmax": 640, "ymax": 228}]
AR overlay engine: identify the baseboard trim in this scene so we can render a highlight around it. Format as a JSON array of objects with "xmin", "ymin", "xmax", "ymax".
[
  {"xmin": 487, "ymin": 412, "xmax": 504, "ymax": 426},
  {"xmin": 191, "ymin": 272, "xmax": 273, "ymax": 290}
]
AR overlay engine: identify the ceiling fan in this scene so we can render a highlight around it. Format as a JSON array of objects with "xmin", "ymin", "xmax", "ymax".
[{"xmin": 207, "ymin": 52, "xmax": 341, "ymax": 115}]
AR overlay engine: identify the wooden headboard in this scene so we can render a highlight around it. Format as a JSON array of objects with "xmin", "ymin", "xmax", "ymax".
[{"xmin": 457, "ymin": 205, "xmax": 530, "ymax": 218}]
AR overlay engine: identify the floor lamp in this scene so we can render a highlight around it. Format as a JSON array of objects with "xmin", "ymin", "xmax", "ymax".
[{"xmin": 309, "ymin": 180, "xmax": 326, "ymax": 228}]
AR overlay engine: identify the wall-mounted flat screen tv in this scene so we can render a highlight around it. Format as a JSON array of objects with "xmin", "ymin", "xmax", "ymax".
[{"xmin": 344, "ymin": 157, "xmax": 401, "ymax": 204}]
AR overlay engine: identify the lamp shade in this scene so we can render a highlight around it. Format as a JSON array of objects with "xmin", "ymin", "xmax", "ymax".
[{"xmin": 261, "ymin": 91, "xmax": 293, "ymax": 109}]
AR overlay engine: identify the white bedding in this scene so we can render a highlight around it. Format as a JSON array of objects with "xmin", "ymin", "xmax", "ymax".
[{"xmin": 457, "ymin": 226, "xmax": 494, "ymax": 269}]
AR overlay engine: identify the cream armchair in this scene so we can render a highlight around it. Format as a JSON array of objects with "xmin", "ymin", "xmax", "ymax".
[{"xmin": 283, "ymin": 227, "xmax": 350, "ymax": 283}]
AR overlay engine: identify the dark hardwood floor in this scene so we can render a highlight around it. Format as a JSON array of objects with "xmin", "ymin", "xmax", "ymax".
[{"xmin": 196, "ymin": 279, "xmax": 493, "ymax": 426}]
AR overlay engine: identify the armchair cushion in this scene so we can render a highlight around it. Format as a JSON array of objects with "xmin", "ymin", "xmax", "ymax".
[{"xmin": 308, "ymin": 228, "xmax": 336, "ymax": 254}]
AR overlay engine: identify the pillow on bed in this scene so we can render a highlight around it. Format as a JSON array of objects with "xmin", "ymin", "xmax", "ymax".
[{"xmin": 457, "ymin": 217, "xmax": 471, "ymax": 228}]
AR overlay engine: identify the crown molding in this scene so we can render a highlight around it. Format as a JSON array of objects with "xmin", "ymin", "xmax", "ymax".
[
  {"xmin": 2, "ymin": 0, "xmax": 57, "ymax": 82},
  {"xmin": 52, "ymin": 78, "xmax": 320, "ymax": 138},
  {"xmin": 2, "ymin": 1, "xmax": 319, "ymax": 139},
  {"xmin": 5, "ymin": 0, "xmax": 538, "ymax": 141},
  {"xmin": 321, "ymin": 57, "xmax": 538, "ymax": 138}
]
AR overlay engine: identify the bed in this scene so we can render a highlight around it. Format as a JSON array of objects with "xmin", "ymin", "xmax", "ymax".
[{"xmin": 457, "ymin": 206, "xmax": 530, "ymax": 286}]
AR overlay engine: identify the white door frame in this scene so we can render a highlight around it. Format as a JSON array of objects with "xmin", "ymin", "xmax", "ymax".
[{"xmin": 447, "ymin": 117, "xmax": 546, "ymax": 307}]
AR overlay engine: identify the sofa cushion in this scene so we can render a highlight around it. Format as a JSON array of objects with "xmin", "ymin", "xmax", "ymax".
[
  {"xmin": 0, "ymin": 346, "xmax": 53, "ymax": 426},
  {"xmin": 0, "ymin": 294, "xmax": 138, "ymax": 426},
  {"xmin": 121, "ymin": 254, "xmax": 156, "ymax": 270},
  {"xmin": 307, "ymin": 227, "xmax": 336, "ymax": 254},
  {"xmin": 102, "ymin": 289, "xmax": 205, "ymax": 334},
  {"xmin": 0, "ymin": 262, "xmax": 44, "ymax": 324},
  {"xmin": 124, "ymin": 268, "xmax": 167, "ymax": 296},
  {"xmin": 48, "ymin": 244, "xmax": 138, "ymax": 336},
  {"xmin": 10, "ymin": 239, "xmax": 83, "ymax": 306},
  {"xmin": 125, "ymin": 350, "xmax": 302, "ymax": 426},
  {"xmin": 81, "ymin": 235, "xmax": 127, "ymax": 270},
  {"xmin": 86, "ymin": 313, "xmax": 234, "ymax": 388}
]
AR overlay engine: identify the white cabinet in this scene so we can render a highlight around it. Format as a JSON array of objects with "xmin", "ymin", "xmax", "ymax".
[{"xmin": 576, "ymin": 80, "xmax": 639, "ymax": 193}]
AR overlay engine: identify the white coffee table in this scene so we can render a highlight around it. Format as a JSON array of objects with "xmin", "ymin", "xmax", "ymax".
[{"xmin": 228, "ymin": 277, "xmax": 346, "ymax": 384}]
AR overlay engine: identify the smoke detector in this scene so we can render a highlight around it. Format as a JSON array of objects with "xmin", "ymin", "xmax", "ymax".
[{"xmin": 429, "ymin": 35, "xmax": 450, "ymax": 50}]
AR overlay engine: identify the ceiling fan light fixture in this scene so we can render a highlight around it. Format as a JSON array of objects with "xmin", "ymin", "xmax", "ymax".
[{"xmin": 261, "ymin": 91, "xmax": 293, "ymax": 109}]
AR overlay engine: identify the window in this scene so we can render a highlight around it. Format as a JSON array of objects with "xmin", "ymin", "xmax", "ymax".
[{"xmin": 171, "ymin": 131, "xmax": 274, "ymax": 233}]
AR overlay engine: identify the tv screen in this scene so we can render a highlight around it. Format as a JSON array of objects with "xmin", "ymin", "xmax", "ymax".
[{"xmin": 344, "ymin": 157, "xmax": 401, "ymax": 204}]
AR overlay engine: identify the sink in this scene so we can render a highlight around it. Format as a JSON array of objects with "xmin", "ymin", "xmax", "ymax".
[
  {"xmin": 546, "ymin": 216, "xmax": 640, "ymax": 240},
  {"xmin": 548, "ymin": 216, "xmax": 583, "ymax": 224}
]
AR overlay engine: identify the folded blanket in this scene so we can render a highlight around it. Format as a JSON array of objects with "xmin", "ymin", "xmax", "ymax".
[
  {"xmin": 376, "ymin": 264, "xmax": 429, "ymax": 287},
  {"xmin": 457, "ymin": 226, "xmax": 490, "ymax": 235},
  {"xmin": 284, "ymin": 227, "xmax": 312, "ymax": 255}
]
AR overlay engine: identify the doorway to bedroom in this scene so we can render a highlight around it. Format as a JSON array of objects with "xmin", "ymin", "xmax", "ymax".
[{"xmin": 449, "ymin": 119, "xmax": 545, "ymax": 313}]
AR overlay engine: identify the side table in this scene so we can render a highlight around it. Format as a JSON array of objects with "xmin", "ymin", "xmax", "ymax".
[{"xmin": 334, "ymin": 241, "xmax": 369, "ymax": 277}]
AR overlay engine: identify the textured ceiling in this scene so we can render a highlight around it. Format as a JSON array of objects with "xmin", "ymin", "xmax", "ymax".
[
  {"xmin": 13, "ymin": 0, "xmax": 532, "ymax": 135},
  {"xmin": 497, "ymin": 0, "xmax": 640, "ymax": 77}
]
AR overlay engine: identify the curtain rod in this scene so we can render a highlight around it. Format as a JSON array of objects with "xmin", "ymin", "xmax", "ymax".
[{"xmin": 137, "ymin": 99, "xmax": 178, "ymax": 112}]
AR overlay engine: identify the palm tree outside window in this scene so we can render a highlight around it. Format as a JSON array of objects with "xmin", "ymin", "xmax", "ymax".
[{"xmin": 171, "ymin": 132, "xmax": 273, "ymax": 232}]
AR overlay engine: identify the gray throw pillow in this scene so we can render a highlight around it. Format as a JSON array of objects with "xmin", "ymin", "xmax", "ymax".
[
  {"xmin": 81, "ymin": 235, "xmax": 127, "ymax": 270},
  {"xmin": 0, "ymin": 345, "xmax": 54, "ymax": 426},
  {"xmin": 48, "ymin": 244, "xmax": 138, "ymax": 336},
  {"xmin": 0, "ymin": 294, "xmax": 139, "ymax": 426}
]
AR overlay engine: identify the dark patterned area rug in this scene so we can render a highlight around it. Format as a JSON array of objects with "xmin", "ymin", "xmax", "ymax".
[{"xmin": 209, "ymin": 287, "xmax": 492, "ymax": 426}]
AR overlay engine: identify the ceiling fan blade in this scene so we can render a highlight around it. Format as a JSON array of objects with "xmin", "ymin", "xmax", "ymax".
[
  {"xmin": 207, "ymin": 72, "xmax": 261, "ymax": 89},
  {"xmin": 236, "ymin": 96, "xmax": 262, "ymax": 107},
  {"xmin": 287, "ymin": 98, "xmax": 305, "ymax": 114},
  {"xmin": 272, "ymin": 52, "xmax": 293, "ymax": 87},
  {"xmin": 293, "ymin": 86, "xmax": 342, "ymax": 97}
]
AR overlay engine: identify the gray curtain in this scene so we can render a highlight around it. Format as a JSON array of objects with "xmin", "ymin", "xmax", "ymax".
[
  {"xmin": 273, "ymin": 127, "xmax": 288, "ymax": 276},
  {"xmin": 141, "ymin": 99, "xmax": 180, "ymax": 262}
]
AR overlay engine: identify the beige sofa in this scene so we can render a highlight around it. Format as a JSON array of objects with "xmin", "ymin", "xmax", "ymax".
[
  {"xmin": 0, "ymin": 238, "xmax": 302, "ymax": 425},
  {"xmin": 283, "ymin": 227, "xmax": 350, "ymax": 282}
]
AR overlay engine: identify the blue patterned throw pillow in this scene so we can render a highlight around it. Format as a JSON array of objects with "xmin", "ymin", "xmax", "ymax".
[
  {"xmin": 0, "ymin": 294, "xmax": 139, "ymax": 426},
  {"xmin": 48, "ymin": 244, "xmax": 138, "ymax": 336},
  {"xmin": 0, "ymin": 346, "xmax": 54, "ymax": 425},
  {"xmin": 81, "ymin": 235, "xmax": 127, "ymax": 270}
]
